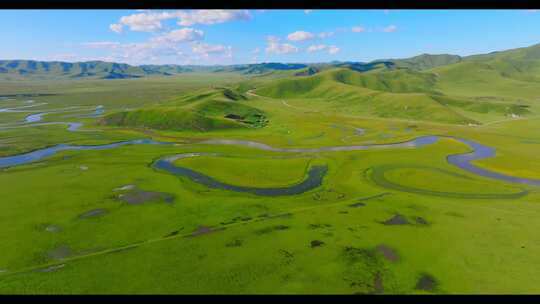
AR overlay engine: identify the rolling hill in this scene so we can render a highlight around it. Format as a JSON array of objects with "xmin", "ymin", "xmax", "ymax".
[
  {"xmin": 432, "ymin": 43, "xmax": 540, "ymax": 99},
  {"xmin": 253, "ymin": 63, "xmax": 533, "ymax": 125},
  {"xmin": 0, "ymin": 60, "xmax": 150, "ymax": 80},
  {"xmin": 101, "ymin": 87, "xmax": 268, "ymax": 132},
  {"xmin": 380, "ymin": 54, "xmax": 462, "ymax": 70},
  {"xmin": 3, "ymin": 43, "xmax": 540, "ymax": 126},
  {"xmin": 4, "ymin": 43, "xmax": 540, "ymax": 82},
  {"xmin": 0, "ymin": 60, "xmax": 309, "ymax": 80}
]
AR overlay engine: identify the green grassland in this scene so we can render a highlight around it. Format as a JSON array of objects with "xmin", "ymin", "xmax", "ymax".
[
  {"xmin": 175, "ymin": 155, "xmax": 314, "ymax": 188},
  {"xmin": 101, "ymin": 89, "xmax": 268, "ymax": 132},
  {"xmin": 1, "ymin": 44, "xmax": 540, "ymax": 294}
]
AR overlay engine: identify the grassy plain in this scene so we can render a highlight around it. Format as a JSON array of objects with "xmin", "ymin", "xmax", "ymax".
[{"xmin": 0, "ymin": 60, "xmax": 539, "ymax": 294}]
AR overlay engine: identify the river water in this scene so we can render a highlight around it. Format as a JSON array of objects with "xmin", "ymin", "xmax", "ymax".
[{"xmin": 0, "ymin": 135, "xmax": 538, "ymax": 193}]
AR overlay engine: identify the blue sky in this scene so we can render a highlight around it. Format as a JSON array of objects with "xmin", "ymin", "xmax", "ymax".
[{"xmin": 1, "ymin": 9, "xmax": 539, "ymax": 65}]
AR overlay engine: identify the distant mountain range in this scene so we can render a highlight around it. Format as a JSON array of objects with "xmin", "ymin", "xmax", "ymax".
[
  {"xmin": 1, "ymin": 43, "xmax": 539, "ymax": 81},
  {"xmin": 0, "ymin": 59, "xmax": 317, "ymax": 80}
]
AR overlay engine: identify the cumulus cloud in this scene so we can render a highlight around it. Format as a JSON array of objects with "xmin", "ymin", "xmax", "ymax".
[
  {"xmin": 83, "ymin": 25, "xmax": 238, "ymax": 65},
  {"xmin": 307, "ymin": 44, "xmax": 327, "ymax": 52},
  {"xmin": 287, "ymin": 30, "xmax": 315, "ymax": 42},
  {"xmin": 83, "ymin": 41, "xmax": 187, "ymax": 65},
  {"xmin": 111, "ymin": 11, "xmax": 176, "ymax": 33},
  {"xmin": 266, "ymin": 36, "xmax": 298, "ymax": 54},
  {"xmin": 82, "ymin": 29, "xmax": 204, "ymax": 65},
  {"xmin": 287, "ymin": 30, "xmax": 335, "ymax": 41},
  {"xmin": 110, "ymin": 10, "xmax": 251, "ymax": 34},
  {"xmin": 192, "ymin": 42, "xmax": 232, "ymax": 58},
  {"xmin": 318, "ymin": 31, "xmax": 334, "ymax": 38},
  {"xmin": 177, "ymin": 10, "xmax": 251, "ymax": 26},
  {"xmin": 306, "ymin": 44, "xmax": 340, "ymax": 55},
  {"xmin": 109, "ymin": 23, "xmax": 124, "ymax": 33},
  {"xmin": 82, "ymin": 41, "xmax": 122, "ymax": 49},
  {"xmin": 328, "ymin": 45, "xmax": 340, "ymax": 54},
  {"xmin": 351, "ymin": 26, "xmax": 366, "ymax": 33},
  {"xmin": 151, "ymin": 28, "xmax": 204, "ymax": 43},
  {"xmin": 382, "ymin": 25, "xmax": 398, "ymax": 32}
]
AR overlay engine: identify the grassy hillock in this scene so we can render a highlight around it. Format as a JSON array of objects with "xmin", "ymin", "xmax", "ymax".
[
  {"xmin": 0, "ymin": 60, "xmax": 150, "ymax": 80},
  {"xmin": 253, "ymin": 63, "xmax": 536, "ymax": 125},
  {"xmin": 256, "ymin": 68, "xmax": 439, "ymax": 98},
  {"xmin": 101, "ymin": 95, "xmax": 268, "ymax": 132},
  {"xmin": 366, "ymin": 93, "xmax": 478, "ymax": 124},
  {"xmin": 0, "ymin": 60, "xmax": 308, "ymax": 81},
  {"xmin": 431, "ymin": 95, "xmax": 531, "ymax": 116},
  {"xmin": 385, "ymin": 54, "xmax": 462, "ymax": 70},
  {"xmin": 330, "ymin": 68, "xmax": 439, "ymax": 93},
  {"xmin": 432, "ymin": 43, "xmax": 540, "ymax": 100}
]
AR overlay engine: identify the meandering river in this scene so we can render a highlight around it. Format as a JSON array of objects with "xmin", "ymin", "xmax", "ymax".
[
  {"xmin": 153, "ymin": 153, "xmax": 328, "ymax": 196},
  {"xmin": 447, "ymin": 137, "xmax": 540, "ymax": 186},
  {"xmin": 0, "ymin": 104, "xmax": 101, "ymax": 132},
  {"xmin": 0, "ymin": 135, "xmax": 538, "ymax": 196}
]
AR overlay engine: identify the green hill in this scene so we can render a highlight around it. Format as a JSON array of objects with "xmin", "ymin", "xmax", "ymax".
[
  {"xmin": 0, "ymin": 60, "xmax": 311, "ymax": 80},
  {"xmin": 253, "ymin": 65, "xmax": 533, "ymax": 124},
  {"xmin": 318, "ymin": 54, "xmax": 461, "ymax": 75},
  {"xmin": 0, "ymin": 60, "xmax": 152, "ymax": 80},
  {"xmin": 432, "ymin": 43, "xmax": 540, "ymax": 100},
  {"xmin": 330, "ymin": 68, "xmax": 439, "ymax": 93},
  {"xmin": 382, "ymin": 54, "xmax": 462, "ymax": 70},
  {"xmin": 256, "ymin": 68, "xmax": 439, "ymax": 97},
  {"xmin": 4, "ymin": 43, "xmax": 540, "ymax": 83},
  {"xmin": 101, "ymin": 89, "xmax": 268, "ymax": 132}
]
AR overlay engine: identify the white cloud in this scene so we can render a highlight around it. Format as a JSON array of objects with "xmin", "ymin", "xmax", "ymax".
[
  {"xmin": 177, "ymin": 10, "xmax": 251, "ymax": 26},
  {"xmin": 111, "ymin": 11, "xmax": 176, "ymax": 33},
  {"xmin": 351, "ymin": 26, "xmax": 366, "ymax": 33},
  {"xmin": 82, "ymin": 41, "xmax": 186, "ymax": 65},
  {"xmin": 266, "ymin": 36, "xmax": 299, "ymax": 54},
  {"xmin": 82, "ymin": 31, "xmax": 201, "ymax": 65},
  {"xmin": 47, "ymin": 53, "xmax": 79, "ymax": 62},
  {"xmin": 307, "ymin": 44, "xmax": 327, "ymax": 52},
  {"xmin": 267, "ymin": 36, "xmax": 279, "ymax": 43},
  {"xmin": 151, "ymin": 28, "xmax": 204, "ymax": 43},
  {"xmin": 192, "ymin": 42, "xmax": 232, "ymax": 58},
  {"xmin": 306, "ymin": 44, "xmax": 340, "ymax": 55},
  {"xmin": 45, "ymin": 53, "xmax": 128, "ymax": 63},
  {"xmin": 304, "ymin": 10, "xmax": 313, "ymax": 14},
  {"xmin": 328, "ymin": 46, "xmax": 340, "ymax": 54},
  {"xmin": 382, "ymin": 25, "xmax": 398, "ymax": 32},
  {"xmin": 287, "ymin": 30, "xmax": 315, "ymax": 42},
  {"xmin": 82, "ymin": 41, "xmax": 122, "ymax": 49},
  {"xmin": 252, "ymin": 47, "xmax": 260, "ymax": 54},
  {"xmin": 96, "ymin": 55, "xmax": 119, "ymax": 63},
  {"xmin": 83, "ymin": 23, "xmax": 237, "ymax": 66},
  {"xmin": 110, "ymin": 10, "xmax": 251, "ymax": 34},
  {"xmin": 109, "ymin": 23, "xmax": 123, "ymax": 33},
  {"xmin": 318, "ymin": 31, "xmax": 334, "ymax": 38}
]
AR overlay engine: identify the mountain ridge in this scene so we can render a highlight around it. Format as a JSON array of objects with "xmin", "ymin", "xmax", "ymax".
[{"xmin": 2, "ymin": 42, "xmax": 540, "ymax": 80}]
